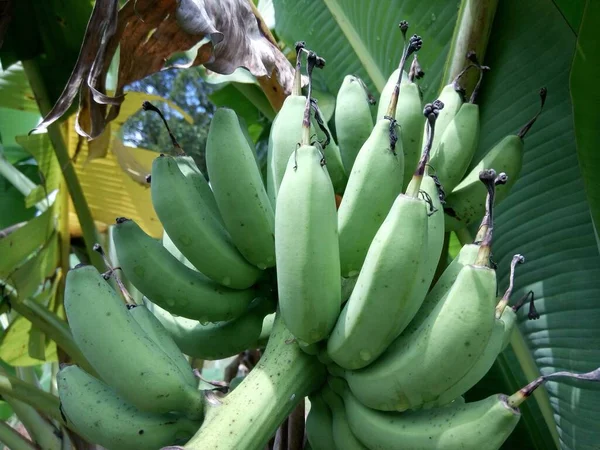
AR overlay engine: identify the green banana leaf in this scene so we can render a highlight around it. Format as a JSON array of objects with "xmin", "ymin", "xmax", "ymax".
[{"xmin": 273, "ymin": 0, "xmax": 600, "ymax": 449}]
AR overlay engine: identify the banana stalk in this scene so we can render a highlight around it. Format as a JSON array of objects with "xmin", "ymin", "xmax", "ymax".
[{"xmin": 180, "ymin": 315, "xmax": 326, "ymax": 450}]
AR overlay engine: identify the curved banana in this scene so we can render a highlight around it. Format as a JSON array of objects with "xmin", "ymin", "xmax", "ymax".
[
  {"xmin": 335, "ymin": 75, "xmax": 374, "ymax": 173},
  {"xmin": 128, "ymin": 304, "xmax": 195, "ymax": 387},
  {"xmin": 266, "ymin": 94, "xmax": 306, "ymax": 206},
  {"xmin": 306, "ymin": 392, "xmax": 336, "ymax": 450},
  {"xmin": 57, "ymin": 365, "xmax": 199, "ymax": 450},
  {"xmin": 429, "ymin": 101, "xmax": 480, "ymax": 193},
  {"xmin": 113, "ymin": 218, "xmax": 255, "ymax": 322},
  {"xmin": 338, "ymin": 379, "xmax": 520, "ymax": 450},
  {"xmin": 327, "ymin": 102, "xmax": 441, "ymax": 370},
  {"xmin": 337, "ymin": 35, "xmax": 422, "ymax": 277},
  {"xmin": 321, "ymin": 384, "xmax": 368, "ymax": 449},
  {"xmin": 206, "ymin": 108, "xmax": 276, "ymax": 269},
  {"xmin": 174, "ymin": 155, "xmax": 223, "ymax": 224},
  {"xmin": 149, "ymin": 296, "xmax": 276, "ymax": 360},
  {"xmin": 151, "ymin": 154, "xmax": 261, "ymax": 289},
  {"xmin": 64, "ymin": 265, "xmax": 203, "ymax": 418},
  {"xmin": 421, "ymin": 83, "xmax": 462, "ymax": 155},
  {"xmin": 345, "ymin": 171, "xmax": 499, "ymax": 411},
  {"xmin": 275, "ymin": 142, "xmax": 341, "ymax": 344},
  {"xmin": 444, "ymin": 88, "xmax": 547, "ymax": 230}
]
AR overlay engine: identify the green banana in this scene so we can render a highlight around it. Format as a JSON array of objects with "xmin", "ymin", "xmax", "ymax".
[
  {"xmin": 337, "ymin": 34, "xmax": 422, "ymax": 277},
  {"xmin": 306, "ymin": 392, "xmax": 336, "ymax": 450},
  {"xmin": 151, "ymin": 154, "xmax": 261, "ymax": 289},
  {"xmin": 344, "ymin": 170, "xmax": 499, "ymax": 411},
  {"xmin": 128, "ymin": 304, "xmax": 196, "ymax": 387},
  {"xmin": 429, "ymin": 101, "xmax": 480, "ymax": 192},
  {"xmin": 377, "ymin": 56, "xmax": 425, "ymax": 191},
  {"xmin": 206, "ymin": 108, "xmax": 276, "ymax": 269},
  {"xmin": 275, "ymin": 53, "xmax": 341, "ymax": 344},
  {"xmin": 428, "ymin": 57, "xmax": 486, "ymax": 193},
  {"xmin": 275, "ymin": 140, "xmax": 341, "ymax": 343},
  {"xmin": 420, "ymin": 64, "xmax": 470, "ymax": 157},
  {"xmin": 444, "ymin": 88, "xmax": 547, "ymax": 229},
  {"xmin": 321, "ymin": 383, "xmax": 368, "ymax": 450},
  {"xmin": 337, "ymin": 379, "xmax": 520, "ymax": 450},
  {"xmin": 327, "ymin": 101, "xmax": 441, "ymax": 370},
  {"xmin": 148, "ymin": 296, "xmax": 276, "ymax": 360},
  {"xmin": 174, "ymin": 155, "xmax": 223, "ymax": 224},
  {"xmin": 163, "ymin": 229, "xmax": 195, "ymax": 269},
  {"xmin": 266, "ymin": 94, "xmax": 305, "ymax": 207},
  {"xmin": 64, "ymin": 265, "xmax": 203, "ymax": 418},
  {"xmin": 113, "ymin": 218, "xmax": 255, "ymax": 322},
  {"xmin": 57, "ymin": 365, "xmax": 199, "ymax": 450},
  {"xmin": 335, "ymin": 74, "xmax": 375, "ymax": 173}
]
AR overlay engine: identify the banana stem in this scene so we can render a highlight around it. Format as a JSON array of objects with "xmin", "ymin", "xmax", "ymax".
[
  {"xmin": 182, "ymin": 315, "xmax": 326, "ymax": 450},
  {"xmin": 405, "ymin": 101, "xmax": 442, "ymax": 197},
  {"xmin": 442, "ymin": 0, "xmax": 500, "ymax": 91},
  {"xmin": 292, "ymin": 42, "xmax": 305, "ymax": 97},
  {"xmin": 0, "ymin": 421, "xmax": 39, "ymax": 450},
  {"xmin": 474, "ymin": 169, "xmax": 497, "ymax": 266},
  {"xmin": 495, "ymin": 254, "xmax": 524, "ymax": 318},
  {"xmin": 0, "ymin": 373, "xmax": 65, "ymax": 426},
  {"xmin": 508, "ymin": 367, "xmax": 600, "ymax": 408},
  {"xmin": 21, "ymin": 59, "xmax": 104, "ymax": 272}
]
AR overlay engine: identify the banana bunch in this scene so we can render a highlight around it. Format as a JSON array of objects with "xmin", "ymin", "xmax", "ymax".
[{"xmin": 54, "ymin": 19, "xmax": 581, "ymax": 450}]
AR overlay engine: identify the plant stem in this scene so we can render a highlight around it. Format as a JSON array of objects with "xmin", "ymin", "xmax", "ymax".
[
  {"xmin": 0, "ymin": 421, "xmax": 39, "ymax": 450},
  {"xmin": 182, "ymin": 315, "xmax": 326, "ymax": 450},
  {"xmin": 0, "ymin": 373, "xmax": 65, "ymax": 426},
  {"xmin": 21, "ymin": 59, "xmax": 104, "ymax": 272},
  {"xmin": 442, "ymin": 0, "xmax": 499, "ymax": 92}
]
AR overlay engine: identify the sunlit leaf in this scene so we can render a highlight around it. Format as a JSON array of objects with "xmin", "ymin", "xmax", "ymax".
[
  {"xmin": 0, "ymin": 62, "xmax": 37, "ymax": 113},
  {"xmin": 0, "ymin": 316, "xmax": 57, "ymax": 367},
  {"xmin": 0, "ymin": 205, "xmax": 55, "ymax": 278}
]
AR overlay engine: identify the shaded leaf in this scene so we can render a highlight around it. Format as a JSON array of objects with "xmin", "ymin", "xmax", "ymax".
[
  {"xmin": 274, "ymin": 0, "xmax": 457, "ymax": 100},
  {"xmin": 16, "ymin": 134, "xmax": 61, "ymax": 200},
  {"xmin": 570, "ymin": 0, "xmax": 600, "ymax": 248},
  {"xmin": 464, "ymin": 0, "xmax": 600, "ymax": 448}
]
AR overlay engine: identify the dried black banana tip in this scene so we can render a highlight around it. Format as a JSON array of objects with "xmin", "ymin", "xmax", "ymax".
[
  {"xmin": 142, "ymin": 101, "xmax": 159, "ymax": 113},
  {"xmin": 145, "ymin": 174, "xmax": 152, "ymax": 184},
  {"xmin": 423, "ymin": 100, "xmax": 444, "ymax": 119},
  {"xmin": 115, "ymin": 217, "xmax": 131, "ymax": 224},
  {"xmin": 126, "ymin": 304, "xmax": 138, "ymax": 310},
  {"xmin": 495, "ymin": 172, "xmax": 508, "ymax": 185},
  {"xmin": 479, "ymin": 168, "xmax": 497, "ymax": 184},
  {"xmin": 92, "ymin": 243, "xmax": 105, "ymax": 255},
  {"xmin": 539, "ymin": 87, "xmax": 548, "ymax": 103},
  {"xmin": 315, "ymin": 56, "xmax": 326, "ymax": 69},
  {"xmin": 399, "ymin": 20, "xmax": 409, "ymax": 36},
  {"xmin": 406, "ymin": 34, "xmax": 423, "ymax": 57},
  {"xmin": 295, "ymin": 41, "xmax": 306, "ymax": 53},
  {"xmin": 467, "ymin": 50, "xmax": 480, "ymax": 65}
]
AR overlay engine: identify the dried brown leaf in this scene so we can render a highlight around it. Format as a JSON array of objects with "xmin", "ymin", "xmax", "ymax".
[{"xmin": 33, "ymin": 0, "xmax": 120, "ymax": 134}]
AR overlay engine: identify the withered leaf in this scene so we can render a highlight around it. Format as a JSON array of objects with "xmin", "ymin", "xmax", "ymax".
[
  {"xmin": 32, "ymin": 0, "xmax": 120, "ymax": 134},
  {"xmin": 35, "ymin": 0, "xmax": 295, "ymax": 142}
]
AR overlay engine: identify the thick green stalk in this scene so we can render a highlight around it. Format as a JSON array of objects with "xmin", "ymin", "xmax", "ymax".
[
  {"xmin": 183, "ymin": 315, "xmax": 326, "ymax": 450},
  {"xmin": 442, "ymin": 0, "xmax": 499, "ymax": 90},
  {"xmin": 0, "ymin": 373, "xmax": 65, "ymax": 426},
  {"xmin": 0, "ymin": 421, "xmax": 39, "ymax": 450},
  {"xmin": 21, "ymin": 59, "xmax": 104, "ymax": 271}
]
